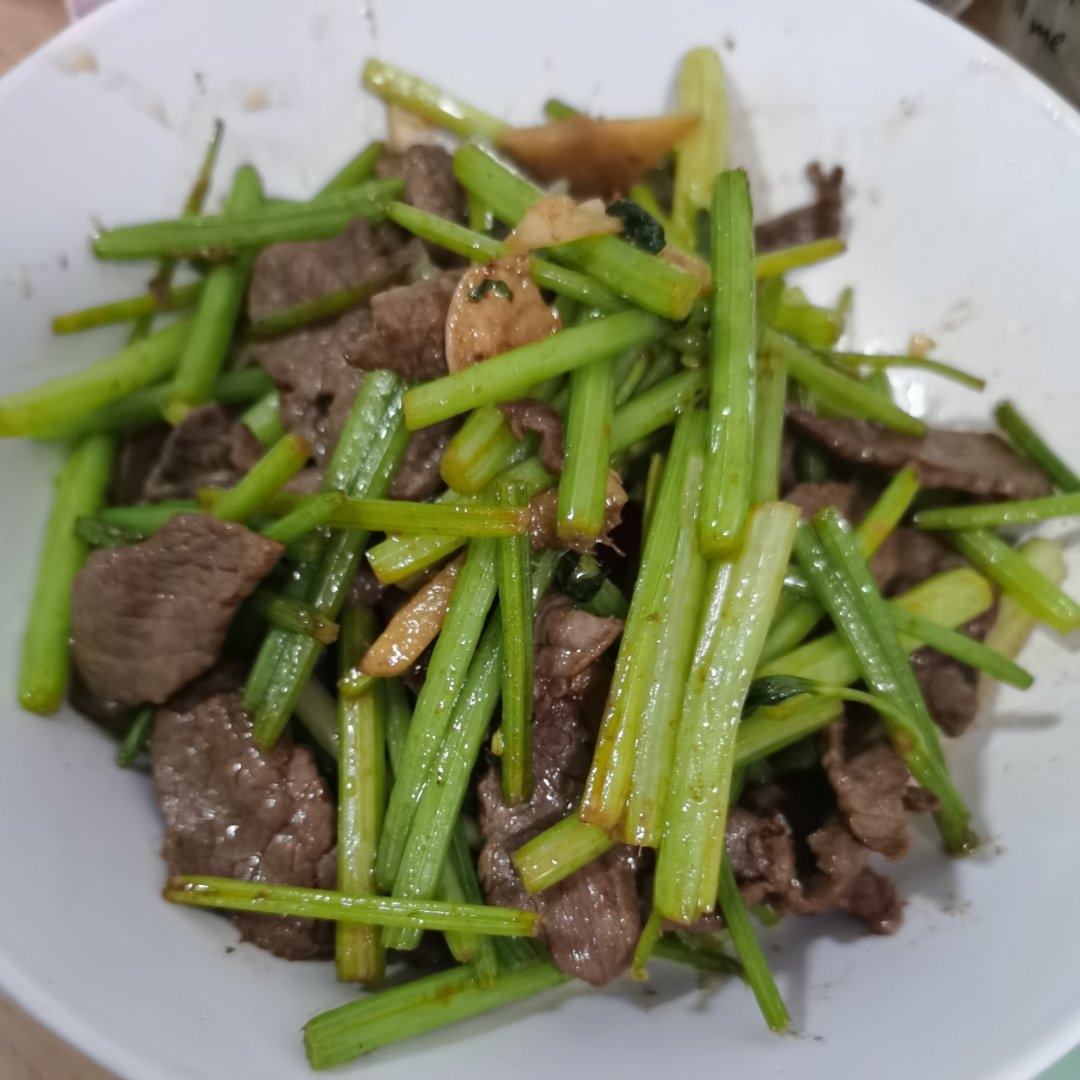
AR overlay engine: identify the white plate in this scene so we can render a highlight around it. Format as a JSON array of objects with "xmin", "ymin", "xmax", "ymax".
[{"xmin": 1, "ymin": 1, "xmax": 1079, "ymax": 1078}]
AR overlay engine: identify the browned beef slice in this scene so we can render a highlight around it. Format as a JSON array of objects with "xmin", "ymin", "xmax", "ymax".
[
  {"xmin": 782, "ymin": 481, "xmax": 859, "ymax": 521},
  {"xmin": 478, "ymin": 594, "xmax": 634, "ymax": 986},
  {"xmin": 252, "ymin": 312, "xmax": 367, "ymax": 464},
  {"xmin": 71, "ymin": 515, "xmax": 283, "ymax": 707},
  {"xmin": 729, "ymin": 803, "xmax": 902, "ymax": 934},
  {"xmin": 111, "ymin": 425, "xmax": 170, "ymax": 506},
  {"xmin": 247, "ymin": 217, "xmax": 410, "ymax": 323},
  {"xmin": 152, "ymin": 684, "xmax": 336, "ymax": 959},
  {"xmin": 529, "ymin": 473, "xmax": 627, "ymax": 553},
  {"xmin": 822, "ymin": 717, "xmax": 913, "ymax": 859},
  {"xmin": 390, "ymin": 419, "xmax": 457, "ymax": 501},
  {"xmin": 345, "ymin": 272, "xmax": 460, "ymax": 380},
  {"xmin": 376, "ymin": 146, "xmax": 465, "ymax": 264},
  {"xmin": 869, "ymin": 527, "xmax": 962, "ymax": 596},
  {"xmin": 500, "ymin": 400, "xmax": 565, "ymax": 475},
  {"xmin": 754, "ymin": 163, "xmax": 844, "ymax": 253},
  {"xmin": 143, "ymin": 405, "xmax": 259, "ymax": 503},
  {"xmin": 787, "ymin": 405, "xmax": 1052, "ymax": 500},
  {"xmin": 910, "ymin": 604, "xmax": 997, "ymax": 737}
]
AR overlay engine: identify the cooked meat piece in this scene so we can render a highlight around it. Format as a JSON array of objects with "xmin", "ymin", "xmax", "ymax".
[
  {"xmin": 532, "ymin": 594, "xmax": 623, "ymax": 691},
  {"xmin": 152, "ymin": 682, "xmax": 336, "ymax": 959},
  {"xmin": 725, "ymin": 807, "xmax": 800, "ymax": 908},
  {"xmin": 797, "ymin": 818, "xmax": 902, "ymax": 934},
  {"xmin": 71, "ymin": 515, "xmax": 282, "ymax": 707},
  {"xmin": 869, "ymin": 527, "xmax": 962, "ymax": 596},
  {"xmin": 377, "ymin": 146, "xmax": 465, "ymax": 263},
  {"xmin": 110, "ymin": 425, "xmax": 170, "ymax": 505},
  {"xmin": 247, "ymin": 217, "xmax": 410, "ymax": 322},
  {"xmin": 500, "ymin": 400, "xmax": 565, "ymax": 474},
  {"xmin": 390, "ymin": 419, "xmax": 457, "ymax": 501},
  {"xmin": 787, "ymin": 405, "xmax": 1052, "ymax": 500},
  {"xmin": 68, "ymin": 670, "xmax": 130, "ymax": 737},
  {"xmin": 143, "ymin": 405, "xmax": 257, "ymax": 503},
  {"xmin": 346, "ymin": 272, "xmax": 460, "ymax": 380},
  {"xmin": 348, "ymin": 564, "xmax": 387, "ymax": 609},
  {"xmin": 754, "ymin": 163, "xmax": 844, "ymax": 253},
  {"xmin": 251, "ymin": 311, "xmax": 367, "ymax": 465},
  {"xmin": 478, "ymin": 594, "xmax": 634, "ymax": 985},
  {"xmin": 782, "ymin": 480, "xmax": 859, "ymax": 521},
  {"xmin": 910, "ymin": 605, "xmax": 996, "ymax": 737},
  {"xmin": 529, "ymin": 472, "xmax": 627, "ymax": 553},
  {"xmin": 822, "ymin": 716, "xmax": 913, "ymax": 859}
]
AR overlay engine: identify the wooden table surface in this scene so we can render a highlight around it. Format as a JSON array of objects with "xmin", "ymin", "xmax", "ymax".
[{"xmin": 0, "ymin": 3, "xmax": 1062, "ymax": 1080}]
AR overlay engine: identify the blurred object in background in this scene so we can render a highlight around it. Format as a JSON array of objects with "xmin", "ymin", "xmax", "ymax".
[
  {"xmin": 998, "ymin": 0, "xmax": 1080, "ymax": 100},
  {"xmin": 926, "ymin": 0, "xmax": 977, "ymax": 14},
  {"xmin": 65, "ymin": 0, "xmax": 110, "ymax": 17}
]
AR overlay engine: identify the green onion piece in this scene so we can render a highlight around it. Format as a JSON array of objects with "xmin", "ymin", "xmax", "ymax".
[
  {"xmin": 890, "ymin": 607, "xmax": 1032, "ymax": 690},
  {"xmin": 375, "ymin": 539, "xmax": 499, "ymax": 891},
  {"xmin": 716, "ymin": 858, "xmax": 790, "ymax": 1031},
  {"xmin": 528, "ymin": 259, "xmax": 625, "ymax": 313},
  {"xmin": 336, "ymin": 607, "xmax": 386, "ymax": 984},
  {"xmin": 19, "ymin": 434, "xmax": 114, "ymax": 713},
  {"xmin": 294, "ymin": 677, "xmax": 340, "ymax": 758},
  {"xmin": 653, "ymin": 934, "xmax": 743, "ymax": 977},
  {"xmin": 249, "ymin": 590, "xmax": 339, "ymax": 646},
  {"xmin": 798, "ymin": 512, "xmax": 974, "ymax": 852},
  {"xmin": 754, "ymin": 238, "xmax": 845, "ymax": 280},
  {"xmin": 362, "ymin": 59, "xmax": 505, "ymax": 142},
  {"xmin": 318, "ymin": 140, "xmax": 385, "ymax": 197},
  {"xmin": 439, "ymin": 379, "xmax": 561, "ymax": 496},
  {"xmin": 304, "ymin": 961, "xmax": 567, "ymax": 1071},
  {"xmin": 750, "ymin": 339, "xmax": 787, "ymax": 504},
  {"xmin": 247, "ymin": 283, "xmax": 381, "ymax": 339},
  {"xmin": 165, "ymin": 876, "xmax": 538, "ymax": 936},
  {"xmin": 769, "ymin": 294, "xmax": 840, "ymax": 347},
  {"xmin": 403, "ymin": 310, "xmax": 664, "ymax": 430},
  {"xmin": 206, "ymin": 490, "xmax": 529, "ymax": 538},
  {"xmin": 260, "ymin": 491, "xmax": 345, "ymax": 545},
  {"xmin": 131, "ymin": 118, "xmax": 224, "ymax": 341},
  {"xmin": 631, "ymin": 911, "xmax": 665, "ymax": 980},
  {"xmin": 453, "ymin": 145, "xmax": 699, "ymax": 320},
  {"xmin": 36, "ymin": 367, "xmax": 271, "ymax": 441},
  {"xmin": 0, "ymin": 319, "xmax": 190, "ymax": 438},
  {"xmin": 624, "ymin": 435, "xmax": 708, "ymax": 846},
  {"xmin": 761, "ymin": 466, "xmax": 920, "ymax": 661},
  {"xmin": 238, "ymin": 390, "xmax": 285, "ymax": 446},
  {"xmin": 581, "ymin": 410, "xmax": 707, "ymax": 831},
  {"xmin": 512, "ymin": 813, "xmax": 614, "ymax": 894},
  {"xmin": 831, "ymin": 350, "xmax": 985, "ymax": 393},
  {"xmin": 75, "ymin": 516, "xmax": 142, "ymax": 550},
  {"xmin": 558, "ymin": 351, "xmax": 613, "ymax": 545},
  {"xmin": 497, "ymin": 482, "xmax": 534, "ymax": 804},
  {"xmin": 700, "ymin": 170, "xmax": 755, "ymax": 556},
  {"xmin": 248, "ymin": 371, "xmax": 407, "ymax": 747},
  {"xmin": 387, "ymin": 200, "xmax": 504, "ymax": 261},
  {"xmin": 93, "ymin": 180, "xmax": 402, "ymax": 261},
  {"xmin": 209, "ymin": 433, "xmax": 310, "ymax": 523},
  {"xmin": 915, "ymin": 493, "xmax": 1080, "ymax": 531},
  {"xmin": 543, "ymin": 97, "xmax": 581, "ymax": 121},
  {"xmin": 165, "ymin": 165, "xmax": 263, "ymax": 422},
  {"xmin": 381, "ymin": 676, "xmax": 495, "ymax": 969},
  {"xmin": 116, "ymin": 707, "xmax": 155, "ymax": 768},
  {"xmin": 995, "ymin": 401, "xmax": 1080, "ymax": 492},
  {"xmin": 52, "ymin": 281, "xmax": 204, "ymax": 335},
  {"xmin": 949, "ymin": 528, "xmax": 1080, "ymax": 634},
  {"xmin": 670, "ymin": 47, "xmax": 727, "ymax": 252},
  {"xmin": 981, "ymin": 539, "xmax": 1064, "ymax": 696},
  {"xmin": 609, "ymin": 368, "xmax": 708, "ymax": 450},
  {"xmin": 654, "ymin": 502, "xmax": 799, "ymax": 923},
  {"xmin": 97, "ymin": 500, "xmax": 197, "ymax": 533},
  {"xmin": 767, "ymin": 331, "xmax": 927, "ymax": 436}
]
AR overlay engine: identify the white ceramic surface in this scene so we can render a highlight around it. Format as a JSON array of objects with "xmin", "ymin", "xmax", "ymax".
[{"xmin": 1, "ymin": 2, "xmax": 1079, "ymax": 1078}]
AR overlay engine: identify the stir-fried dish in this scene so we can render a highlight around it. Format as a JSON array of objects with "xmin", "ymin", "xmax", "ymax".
[{"xmin": 8, "ymin": 49, "xmax": 1080, "ymax": 1070}]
